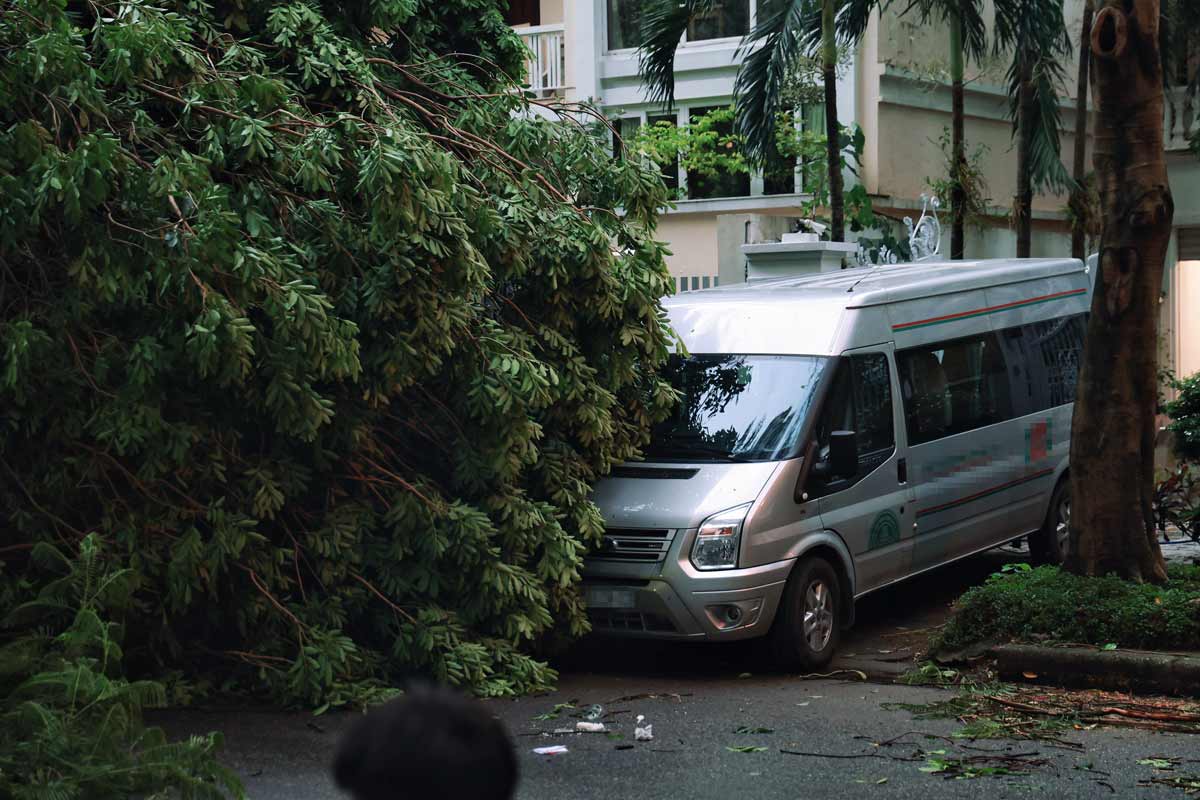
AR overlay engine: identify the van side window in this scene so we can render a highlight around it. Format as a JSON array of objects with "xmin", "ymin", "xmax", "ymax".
[
  {"xmin": 898, "ymin": 333, "xmax": 1012, "ymax": 446},
  {"xmin": 1002, "ymin": 314, "xmax": 1087, "ymax": 414},
  {"xmin": 814, "ymin": 353, "xmax": 896, "ymax": 482}
]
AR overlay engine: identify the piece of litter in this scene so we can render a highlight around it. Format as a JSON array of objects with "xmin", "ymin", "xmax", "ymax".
[
  {"xmin": 634, "ymin": 714, "xmax": 654, "ymax": 742},
  {"xmin": 583, "ymin": 704, "xmax": 604, "ymax": 721},
  {"xmin": 737, "ymin": 672, "xmax": 753, "ymax": 679},
  {"xmin": 552, "ymin": 727, "xmax": 574, "ymax": 735},
  {"xmin": 575, "ymin": 721, "xmax": 607, "ymax": 733},
  {"xmin": 615, "ymin": 744, "xmax": 635, "ymax": 751},
  {"xmin": 533, "ymin": 746, "xmax": 568, "ymax": 755},
  {"xmin": 795, "ymin": 702, "xmax": 810, "ymax": 707}
]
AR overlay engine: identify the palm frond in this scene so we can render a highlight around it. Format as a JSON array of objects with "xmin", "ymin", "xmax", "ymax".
[
  {"xmin": 995, "ymin": 0, "xmax": 1072, "ymax": 191},
  {"xmin": 1027, "ymin": 56, "xmax": 1073, "ymax": 192},
  {"xmin": 899, "ymin": 0, "xmax": 988, "ymax": 62},
  {"xmin": 837, "ymin": 0, "xmax": 885, "ymax": 48},
  {"xmin": 733, "ymin": 0, "xmax": 822, "ymax": 161},
  {"xmin": 637, "ymin": 0, "xmax": 717, "ymax": 109}
]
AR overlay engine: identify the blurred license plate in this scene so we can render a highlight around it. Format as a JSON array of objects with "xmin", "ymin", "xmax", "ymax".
[{"xmin": 586, "ymin": 588, "xmax": 636, "ymax": 609}]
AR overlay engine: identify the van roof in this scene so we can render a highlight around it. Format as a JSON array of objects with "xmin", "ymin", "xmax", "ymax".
[
  {"xmin": 665, "ymin": 258, "xmax": 1090, "ymax": 356},
  {"xmin": 669, "ymin": 257, "xmax": 1086, "ymax": 311}
]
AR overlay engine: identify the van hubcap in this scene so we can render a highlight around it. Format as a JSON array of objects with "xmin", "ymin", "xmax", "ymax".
[{"xmin": 802, "ymin": 580, "xmax": 834, "ymax": 652}]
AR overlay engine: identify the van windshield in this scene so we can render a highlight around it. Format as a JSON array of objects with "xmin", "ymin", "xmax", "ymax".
[{"xmin": 646, "ymin": 354, "xmax": 830, "ymax": 463}]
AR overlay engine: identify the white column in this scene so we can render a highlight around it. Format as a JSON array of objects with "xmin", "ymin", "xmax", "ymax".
[
  {"xmin": 567, "ymin": 0, "xmax": 602, "ymax": 103},
  {"xmin": 836, "ymin": 39, "xmax": 860, "ymax": 191}
]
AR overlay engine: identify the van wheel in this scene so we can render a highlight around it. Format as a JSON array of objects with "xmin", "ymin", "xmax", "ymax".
[
  {"xmin": 1029, "ymin": 480, "xmax": 1070, "ymax": 566},
  {"xmin": 768, "ymin": 556, "xmax": 841, "ymax": 672}
]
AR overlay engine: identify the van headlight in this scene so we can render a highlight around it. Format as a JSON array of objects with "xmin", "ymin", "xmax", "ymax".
[{"xmin": 690, "ymin": 503, "xmax": 752, "ymax": 571}]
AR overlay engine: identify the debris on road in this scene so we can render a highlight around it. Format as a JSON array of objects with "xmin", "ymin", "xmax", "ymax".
[
  {"xmin": 889, "ymin": 684, "xmax": 1200, "ymax": 743},
  {"xmin": 575, "ymin": 722, "xmax": 607, "ymax": 733},
  {"xmin": 533, "ymin": 746, "xmax": 569, "ymax": 756},
  {"xmin": 634, "ymin": 715, "xmax": 653, "ymax": 742}
]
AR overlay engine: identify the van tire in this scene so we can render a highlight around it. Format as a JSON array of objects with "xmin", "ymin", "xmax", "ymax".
[
  {"xmin": 768, "ymin": 556, "xmax": 841, "ymax": 672},
  {"xmin": 1029, "ymin": 479, "xmax": 1071, "ymax": 566}
]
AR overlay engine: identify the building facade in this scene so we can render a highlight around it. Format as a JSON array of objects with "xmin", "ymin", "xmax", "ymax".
[{"xmin": 506, "ymin": 0, "xmax": 1200, "ymax": 380}]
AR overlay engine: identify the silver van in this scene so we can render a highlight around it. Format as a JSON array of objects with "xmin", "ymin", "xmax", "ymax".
[{"xmin": 585, "ymin": 257, "xmax": 1090, "ymax": 670}]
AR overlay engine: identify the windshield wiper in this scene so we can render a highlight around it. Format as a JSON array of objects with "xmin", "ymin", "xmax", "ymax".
[{"xmin": 647, "ymin": 443, "xmax": 754, "ymax": 463}]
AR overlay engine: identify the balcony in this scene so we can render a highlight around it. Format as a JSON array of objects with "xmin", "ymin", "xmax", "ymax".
[{"xmin": 516, "ymin": 23, "xmax": 567, "ymax": 96}]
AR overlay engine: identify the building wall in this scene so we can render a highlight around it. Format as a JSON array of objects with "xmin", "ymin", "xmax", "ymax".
[{"xmin": 658, "ymin": 214, "xmax": 721, "ymax": 291}]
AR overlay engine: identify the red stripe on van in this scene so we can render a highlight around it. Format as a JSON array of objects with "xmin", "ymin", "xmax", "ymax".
[{"xmin": 892, "ymin": 289, "xmax": 1087, "ymax": 332}]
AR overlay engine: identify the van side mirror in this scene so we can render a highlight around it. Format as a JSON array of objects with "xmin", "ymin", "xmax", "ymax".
[{"xmin": 829, "ymin": 430, "xmax": 858, "ymax": 479}]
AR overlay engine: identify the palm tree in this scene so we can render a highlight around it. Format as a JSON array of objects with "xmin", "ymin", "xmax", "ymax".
[
  {"xmin": 903, "ymin": 0, "xmax": 988, "ymax": 259},
  {"xmin": 993, "ymin": 0, "xmax": 1072, "ymax": 258},
  {"xmin": 637, "ymin": 0, "xmax": 879, "ymax": 243}
]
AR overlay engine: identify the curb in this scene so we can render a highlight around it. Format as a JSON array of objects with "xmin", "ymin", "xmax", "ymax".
[{"xmin": 993, "ymin": 644, "xmax": 1200, "ymax": 695}]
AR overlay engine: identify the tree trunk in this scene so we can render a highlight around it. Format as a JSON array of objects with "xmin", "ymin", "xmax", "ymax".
[
  {"xmin": 950, "ymin": 10, "xmax": 966, "ymax": 260},
  {"xmin": 1066, "ymin": 0, "xmax": 1172, "ymax": 583},
  {"xmin": 1015, "ymin": 60, "xmax": 1035, "ymax": 258},
  {"xmin": 822, "ymin": 0, "xmax": 844, "ymax": 243},
  {"xmin": 1070, "ymin": 0, "xmax": 1096, "ymax": 260}
]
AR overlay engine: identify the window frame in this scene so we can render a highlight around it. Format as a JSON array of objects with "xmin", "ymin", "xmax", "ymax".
[
  {"xmin": 807, "ymin": 352, "xmax": 898, "ymax": 497},
  {"xmin": 603, "ymin": 0, "xmax": 762, "ymax": 54}
]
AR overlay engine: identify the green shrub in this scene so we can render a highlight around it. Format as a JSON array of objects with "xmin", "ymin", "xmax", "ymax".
[
  {"xmin": 1166, "ymin": 371, "xmax": 1200, "ymax": 461},
  {"xmin": 1, "ymin": 535, "xmax": 241, "ymax": 798},
  {"xmin": 935, "ymin": 564, "xmax": 1200, "ymax": 653},
  {"xmin": 0, "ymin": 0, "xmax": 675, "ymax": 705}
]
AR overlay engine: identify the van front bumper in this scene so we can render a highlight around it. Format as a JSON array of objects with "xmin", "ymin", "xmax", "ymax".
[{"xmin": 581, "ymin": 558, "xmax": 795, "ymax": 641}]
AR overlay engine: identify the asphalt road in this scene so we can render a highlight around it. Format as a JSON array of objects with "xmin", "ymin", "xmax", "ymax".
[
  {"xmin": 154, "ymin": 544, "xmax": 1200, "ymax": 800},
  {"xmin": 157, "ymin": 674, "xmax": 1200, "ymax": 800}
]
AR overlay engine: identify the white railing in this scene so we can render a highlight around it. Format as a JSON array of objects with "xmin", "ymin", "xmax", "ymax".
[
  {"xmin": 516, "ymin": 24, "xmax": 566, "ymax": 95},
  {"xmin": 1165, "ymin": 88, "xmax": 1195, "ymax": 152}
]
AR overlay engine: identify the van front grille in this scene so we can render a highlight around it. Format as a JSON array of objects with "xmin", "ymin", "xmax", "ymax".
[
  {"xmin": 589, "ymin": 610, "xmax": 678, "ymax": 633},
  {"xmin": 590, "ymin": 528, "xmax": 676, "ymax": 563}
]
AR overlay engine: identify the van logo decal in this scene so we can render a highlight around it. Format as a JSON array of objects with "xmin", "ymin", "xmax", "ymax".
[
  {"xmin": 892, "ymin": 289, "xmax": 1087, "ymax": 332},
  {"xmin": 868, "ymin": 510, "xmax": 901, "ymax": 550}
]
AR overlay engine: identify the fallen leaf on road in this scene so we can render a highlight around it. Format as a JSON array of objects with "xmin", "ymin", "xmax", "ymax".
[
  {"xmin": 1022, "ymin": 672, "xmax": 1038, "ymax": 679},
  {"xmin": 734, "ymin": 726, "xmax": 775, "ymax": 734},
  {"xmin": 726, "ymin": 745, "xmax": 769, "ymax": 753}
]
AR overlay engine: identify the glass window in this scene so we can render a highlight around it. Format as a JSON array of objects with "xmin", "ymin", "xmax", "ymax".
[
  {"xmin": 815, "ymin": 354, "xmax": 896, "ymax": 470},
  {"xmin": 1000, "ymin": 314, "xmax": 1087, "ymax": 415},
  {"xmin": 504, "ymin": 0, "xmax": 539, "ymax": 26},
  {"xmin": 645, "ymin": 354, "xmax": 831, "ymax": 462},
  {"xmin": 687, "ymin": 0, "xmax": 750, "ymax": 41},
  {"xmin": 607, "ymin": 0, "xmax": 643, "ymax": 50},
  {"xmin": 686, "ymin": 106, "xmax": 750, "ymax": 200},
  {"xmin": 612, "ymin": 117, "xmax": 642, "ymax": 160},
  {"xmin": 898, "ymin": 333, "xmax": 1012, "ymax": 446},
  {"xmin": 646, "ymin": 114, "xmax": 681, "ymax": 193}
]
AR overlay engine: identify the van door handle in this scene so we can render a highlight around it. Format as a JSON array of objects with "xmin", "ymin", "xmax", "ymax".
[{"xmin": 897, "ymin": 457, "xmax": 907, "ymax": 484}]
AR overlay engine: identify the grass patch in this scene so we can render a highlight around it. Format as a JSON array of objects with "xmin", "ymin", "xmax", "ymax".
[{"xmin": 934, "ymin": 564, "xmax": 1200, "ymax": 654}]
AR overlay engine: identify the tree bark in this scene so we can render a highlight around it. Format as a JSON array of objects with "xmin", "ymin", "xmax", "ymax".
[
  {"xmin": 950, "ymin": 10, "xmax": 966, "ymax": 260},
  {"xmin": 1066, "ymin": 0, "xmax": 1172, "ymax": 583},
  {"xmin": 1070, "ymin": 0, "xmax": 1096, "ymax": 260},
  {"xmin": 822, "ymin": 0, "xmax": 844, "ymax": 243},
  {"xmin": 1015, "ymin": 59, "xmax": 1035, "ymax": 258}
]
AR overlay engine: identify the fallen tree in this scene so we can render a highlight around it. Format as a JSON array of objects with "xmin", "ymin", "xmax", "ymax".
[{"xmin": 0, "ymin": 0, "xmax": 676, "ymax": 708}]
